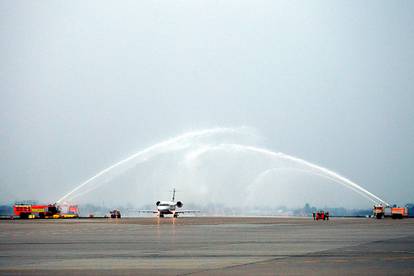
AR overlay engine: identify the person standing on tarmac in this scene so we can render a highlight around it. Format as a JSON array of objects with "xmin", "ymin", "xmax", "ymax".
[{"xmin": 312, "ymin": 212, "xmax": 316, "ymax": 220}]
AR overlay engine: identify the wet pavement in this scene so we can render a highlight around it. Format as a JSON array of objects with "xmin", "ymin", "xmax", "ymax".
[{"xmin": 0, "ymin": 217, "xmax": 413, "ymax": 275}]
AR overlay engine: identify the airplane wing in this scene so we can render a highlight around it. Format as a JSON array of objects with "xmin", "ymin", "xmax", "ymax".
[
  {"xmin": 137, "ymin": 210, "xmax": 158, "ymax": 213},
  {"xmin": 175, "ymin": 210, "xmax": 200, "ymax": 214},
  {"xmin": 128, "ymin": 209, "xmax": 158, "ymax": 214}
]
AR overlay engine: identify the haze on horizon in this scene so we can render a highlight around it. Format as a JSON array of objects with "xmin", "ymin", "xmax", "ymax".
[{"xmin": 1, "ymin": 1, "xmax": 413, "ymax": 209}]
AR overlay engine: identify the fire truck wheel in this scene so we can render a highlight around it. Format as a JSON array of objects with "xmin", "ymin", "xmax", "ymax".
[{"xmin": 20, "ymin": 213, "xmax": 29, "ymax": 219}]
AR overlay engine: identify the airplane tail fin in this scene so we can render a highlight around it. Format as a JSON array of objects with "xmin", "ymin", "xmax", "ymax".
[{"xmin": 172, "ymin": 188, "xmax": 176, "ymax": 202}]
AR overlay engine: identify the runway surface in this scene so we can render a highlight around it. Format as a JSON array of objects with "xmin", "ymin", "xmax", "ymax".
[{"xmin": 1, "ymin": 217, "xmax": 414, "ymax": 275}]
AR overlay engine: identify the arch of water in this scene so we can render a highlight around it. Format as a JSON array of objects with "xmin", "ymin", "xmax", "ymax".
[{"xmin": 57, "ymin": 127, "xmax": 389, "ymax": 207}]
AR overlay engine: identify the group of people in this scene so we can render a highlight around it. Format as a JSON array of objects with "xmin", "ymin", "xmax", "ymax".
[{"xmin": 312, "ymin": 211, "xmax": 330, "ymax": 220}]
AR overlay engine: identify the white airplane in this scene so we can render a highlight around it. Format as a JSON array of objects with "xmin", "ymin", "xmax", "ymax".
[{"xmin": 142, "ymin": 189, "xmax": 199, "ymax": 218}]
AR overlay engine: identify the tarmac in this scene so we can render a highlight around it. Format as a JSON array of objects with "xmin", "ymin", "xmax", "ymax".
[{"xmin": 1, "ymin": 217, "xmax": 414, "ymax": 275}]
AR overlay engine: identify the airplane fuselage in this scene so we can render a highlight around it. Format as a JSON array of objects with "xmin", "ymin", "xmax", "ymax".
[{"xmin": 157, "ymin": 201, "xmax": 177, "ymax": 215}]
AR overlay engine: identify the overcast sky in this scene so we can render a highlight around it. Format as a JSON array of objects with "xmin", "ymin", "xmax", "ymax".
[{"xmin": 1, "ymin": 1, "xmax": 413, "ymax": 207}]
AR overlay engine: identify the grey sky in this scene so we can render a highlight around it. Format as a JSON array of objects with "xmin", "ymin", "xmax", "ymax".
[{"xmin": 1, "ymin": 1, "xmax": 413, "ymax": 207}]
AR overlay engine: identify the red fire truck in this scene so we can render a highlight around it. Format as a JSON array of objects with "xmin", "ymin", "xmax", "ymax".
[
  {"xmin": 13, "ymin": 203, "xmax": 79, "ymax": 219},
  {"xmin": 13, "ymin": 204, "xmax": 59, "ymax": 219},
  {"xmin": 59, "ymin": 204, "xmax": 80, "ymax": 218},
  {"xmin": 373, "ymin": 205, "xmax": 408, "ymax": 219}
]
